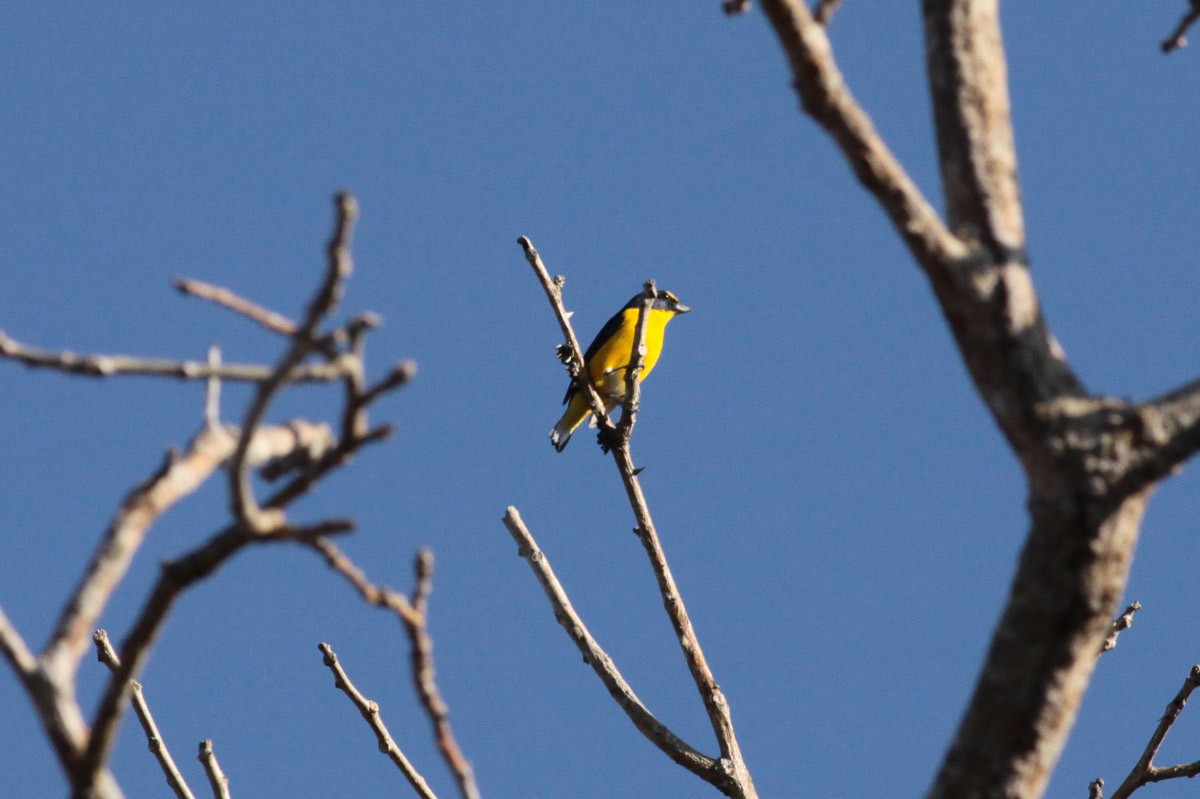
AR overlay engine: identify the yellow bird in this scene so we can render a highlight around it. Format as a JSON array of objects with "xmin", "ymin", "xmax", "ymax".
[{"xmin": 550, "ymin": 290, "xmax": 691, "ymax": 451}]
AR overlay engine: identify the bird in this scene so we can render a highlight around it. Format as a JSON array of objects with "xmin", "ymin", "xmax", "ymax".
[{"xmin": 550, "ymin": 289, "xmax": 691, "ymax": 451}]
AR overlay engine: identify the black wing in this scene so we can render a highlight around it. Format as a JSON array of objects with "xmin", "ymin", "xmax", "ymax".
[{"xmin": 562, "ymin": 306, "xmax": 628, "ymax": 405}]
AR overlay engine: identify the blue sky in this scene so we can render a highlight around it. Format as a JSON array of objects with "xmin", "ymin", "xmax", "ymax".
[{"xmin": 3, "ymin": 4, "xmax": 1200, "ymax": 798}]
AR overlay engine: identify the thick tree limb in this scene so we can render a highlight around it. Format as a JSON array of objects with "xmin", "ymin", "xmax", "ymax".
[
  {"xmin": 197, "ymin": 741, "xmax": 231, "ymax": 799},
  {"xmin": 502, "ymin": 508, "xmax": 719, "ymax": 780},
  {"xmin": 93, "ymin": 630, "xmax": 196, "ymax": 799},
  {"xmin": 318, "ymin": 643, "xmax": 438, "ymax": 799},
  {"xmin": 750, "ymin": 4, "xmax": 1177, "ymax": 799},
  {"xmin": 518, "ymin": 240, "xmax": 755, "ymax": 799}
]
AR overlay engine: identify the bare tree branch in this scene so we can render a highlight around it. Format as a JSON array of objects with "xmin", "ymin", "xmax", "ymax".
[
  {"xmin": 812, "ymin": 0, "xmax": 842, "ymax": 26},
  {"xmin": 0, "ymin": 606, "xmax": 104, "ymax": 794},
  {"xmin": 404, "ymin": 551, "xmax": 480, "ymax": 799},
  {"xmin": 755, "ymin": 0, "xmax": 967, "ymax": 273},
  {"xmin": 41, "ymin": 420, "xmax": 335, "ymax": 688},
  {"xmin": 1162, "ymin": 1, "xmax": 1200, "ymax": 52},
  {"xmin": 64, "ymin": 193, "xmax": 411, "ymax": 799},
  {"xmin": 204, "ymin": 346, "xmax": 222, "ymax": 428},
  {"xmin": 1109, "ymin": 666, "xmax": 1200, "ymax": 799},
  {"xmin": 0, "ymin": 604, "xmax": 37, "ymax": 678},
  {"xmin": 1089, "ymin": 777, "xmax": 1104, "ymax": 799},
  {"xmin": 517, "ymin": 240, "xmax": 755, "ymax": 799},
  {"xmin": 751, "ymin": 4, "xmax": 1164, "ymax": 799},
  {"xmin": 228, "ymin": 192, "xmax": 359, "ymax": 534},
  {"xmin": 502, "ymin": 507, "xmax": 719, "ymax": 780},
  {"xmin": 611, "ymin": 281, "xmax": 656, "ymax": 450},
  {"xmin": 0, "ymin": 332, "xmax": 347, "ymax": 383},
  {"xmin": 1100, "ymin": 602, "xmax": 1141, "ymax": 655},
  {"xmin": 318, "ymin": 643, "xmax": 438, "ymax": 799},
  {"xmin": 173, "ymin": 277, "xmax": 299, "ymax": 338},
  {"xmin": 93, "ymin": 630, "xmax": 196, "ymax": 799},
  {"xmin": 197, "ymin": 741, "xmax": 231, "ymax": 799},
  {"xmin": 309, "ymin": 541, "xmax": 479, "ymax": 799},
  {"xmin": 517, "ymin": 237, "xmax": 621, "ymax": 444}
]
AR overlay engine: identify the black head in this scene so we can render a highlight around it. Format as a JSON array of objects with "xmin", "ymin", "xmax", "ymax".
[{"xmin": 624, "ymin": 289, "xmax": 691, "ymax": 315}]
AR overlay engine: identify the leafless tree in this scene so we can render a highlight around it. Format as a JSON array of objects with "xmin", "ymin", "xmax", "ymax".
[{"xmin": 4, "ymin": 5, "xmax": 1200, "ymax": 799}]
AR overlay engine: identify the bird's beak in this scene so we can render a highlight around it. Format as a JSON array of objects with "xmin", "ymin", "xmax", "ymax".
[{"xmin": 674, "ymin": 303, "xmax": 692, "ymax": 314}]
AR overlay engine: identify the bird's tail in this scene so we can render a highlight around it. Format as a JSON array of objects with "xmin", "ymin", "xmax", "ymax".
[{"xmin": 550, "ymin": 393, "xmax": 593, "ymax": 452}]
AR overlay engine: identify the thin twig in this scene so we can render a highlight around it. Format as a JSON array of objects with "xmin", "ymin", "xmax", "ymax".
[
  {"xmin": 502, "ymin": 508, "xmax": 719, "ymax": 780},
  {"xmin": 517, "ymin": 237, "xmax": 620, "ymax": 440},
  {"xmin": 205, "ymin": 346, "xmax": 222, "ymax": 428},
  {"xmin": 1101, "ymin": 601, "xmax": 1141, "ymax": 654},
  {"xmin": 309, "ymin": 541, "xmax": 479, "ymax": 799},
  {"xmin": 1110, "ymin": 665, "xmax": 1200, "ymax": 799},
  {"xmin": 228, "ymin": 192, "xmax": 358, "ymax": 533},
  {"xmin": 0, "ymin": 332, "xmax": 347, "ymax": 383},
  {"xmin": 812, "ymin": 0, "xmax": 842, "ymax": 26},
  {"xmin": 518, "ymin": 242, "xmax": 756, "ymax": 799},
  {"xmin": 173, "ymin": 277, "xmax": 299, "ymax": 337},
  {"xmin": 93, "ymin": 630, "xmax": 196, "ymax": 799},
  {"xmin": 405, "ymin": 551, "xmax": 480, "ymax": 799},
  {"xmin": 197, "ymin": 741, "xmax": 231, "ymax": 799},
  {"xmin": 318, "ymin": 644, "xmax": 437, "ymax": 799},
  {"xmin": 614, "ymin": 281, "xmax": 656, "ymax": 447},
  {"xmin": 1163, "ymin": 1, "xmax": 1200, "ymax": 53}
]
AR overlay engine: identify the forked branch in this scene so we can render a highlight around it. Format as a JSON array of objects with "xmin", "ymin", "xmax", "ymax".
[
  {"xmin": 502, "ymin": 507, "xmax": 719, "ymax": 780},
  {"xmin": 310, "ymin": 541, "xmax": 479, "ymax": 799},
  {"xmin": 1108, "ymin": 666, "xmax": 1200, "ymax": 799}
]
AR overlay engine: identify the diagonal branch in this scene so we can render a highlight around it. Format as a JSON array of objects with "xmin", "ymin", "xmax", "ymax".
[
  {"xmin": 318, "ymin": 643, "xmax": 438, "ymax": 799},
  {"xmin": 0, "ymin": 606, "xmax": 113, "ymax": 795},
  {"xmin": 93, "ymin": 630, "xmax": 196, "ymax": 799},
  {"xmin": 173, "ymin": 277, "xmax": 299, "ymax": 337},
  {"xmin": 517, "ymin": 237, "xmax": 621, "ymax": 441},
  {"xmin": 1100, "ymin": 602, "xmax": 1141, "ymax": 655},
  {"xmin": 197, "ymin": 741, "xmax": 231, "ymax": 799},
  {"xmin": 756, "ymin": 0, "xmax": 967, "ymax": 274},
  {"xmin": 502, "ymin": 508, "xmax": 719, "ymax": 780},
  {"xmin": 1107, "ymin": 378, "xmax": 1200, "ymax": 495},
  {"xmin": 1162, "ymin": 1, "xmax": 1200, "ymax": 53}
]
